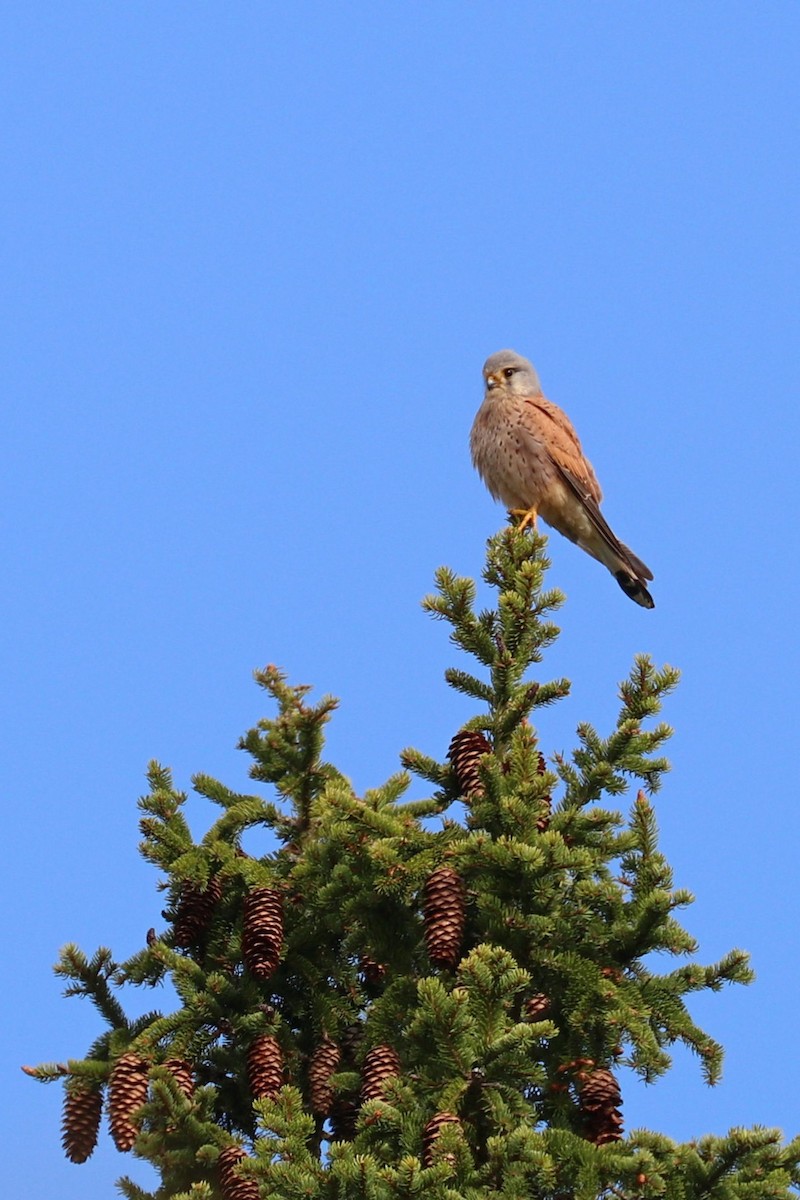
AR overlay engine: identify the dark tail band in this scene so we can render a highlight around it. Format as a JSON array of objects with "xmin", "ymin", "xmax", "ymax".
[{"xmin": 615, "ymin": 571, "xmax": 655, "ymax": 609}]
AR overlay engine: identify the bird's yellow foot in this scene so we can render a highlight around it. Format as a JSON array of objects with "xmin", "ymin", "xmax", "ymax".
[{"xmin": 509, "ymin": 506, "xmax": 538, "ymax": 532}]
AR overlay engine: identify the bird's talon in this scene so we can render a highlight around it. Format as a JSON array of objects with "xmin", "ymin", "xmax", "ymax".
[{"xmin": 509, "ymin": 507, "xmax": 538, "ymax": 532}]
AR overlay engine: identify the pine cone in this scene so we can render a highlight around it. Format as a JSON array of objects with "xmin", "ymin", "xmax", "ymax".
[
  {"xmin": 359, "ymin": 955, "xmax": 387, "ymax": 985},
  {"xmin": 524, "ymin": 993, "xmax": 551, "ymax": 1021},
  {"xmin": 536, "ymin": 751, "xmax": 552, "ymax": 831},
  {"xmin": 340, "ymin": 1022, "xmax": 364, "ymax": 1064},
  {"xmin": 422, "ymin": 1111, "xmax": 461, "ymax": 1167},
  {"xmin": 423, "ymin": 866, "xmax": 466, "ymax": 970},
  {"xmin": 218, "ymin": 1145, "xmax": 259, "ymax": 1200},
  {"xmin": 361, "ymin": 1044, "xmax": 401, "ymax": 1103},
  {"xmin": 308, "ymin": 1035, "xmax": 341, "ymax": 1115},
  {"xmin": 163, "ymin": 1058, "xmax": 194, "ymax": 1097},
  {"xmin": 173, "ymin": 876, "xmax": 222, "ymax": 947},
  {"xmin": 247, "ymin": 1034, "xmax": 283, "ymax": 1101},
  {"xmin": 61, "ymin": 1083, "xmax": 102, "ymax": 1163},
  {"xmin": 579, "ymin": 1067, "xmax": 624, "ymax": 1145},
  {"xmin": 330, "ymin": 1094, "xmax": 359, "ymax": 1141},
  {"xmin": 242, "ymin": 887, "xmax": 284, "ymax": 979},
  {"xmin": 108, "ymin": 1052, "xmax": 149, "ymax": 1152},
  {"xmin": 448, "ymin": 730, "xmax": 491, "ymax": 798}
]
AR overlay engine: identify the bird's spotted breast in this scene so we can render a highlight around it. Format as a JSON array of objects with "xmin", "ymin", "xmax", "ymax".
[{"xmin": 470, "ymin": 396, "xmax": 552, "ymax": 511}]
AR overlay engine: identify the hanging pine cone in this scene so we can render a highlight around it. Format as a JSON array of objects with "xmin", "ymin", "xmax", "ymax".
[
  {"xmin": 308, "ymin": 1035, "xmax": 341, "ymax": 1115},
  {"xmin": 579, "ymin": 1067, "xmax": 624, "ymax": 1145},
  {"xmin": 108, "ymin": 1052, "xmax": 149, "ymax": 1152},
  {"xmin": 173, "ymin": 876, "xmax": 223, "ymax": 947},
  {"xmin": 242, "ymin": 887, "xmax": 284, "ymax": 979},
  {"xmin": 448, "ymin": 730, "xmax": 491, "ymax": 798},
  {"xmin": 536, "ymin": 751, "xmax": 552, "ymax": 831},
  {"xmin": 163, "ymin": 1058, "xmax": 194, "ymax": 1097},
  {"xmin": 422, "ymin": 1111, "xmax": 461, "ymax": 1167},
  {"xmin": 423, "ymin": 866, "xmax": 466, "ymax": 970},
  {"xmin": 218, "ymin": 1145, "xmax": 260, "ymax": 1200},
  {"xmin": 524, "ymin": 992, "xmax": 552, "ymax": 1021},
  {"xmin": 247, "ymin": 1034, "xmax": 284, "ymax": 1101},
  {"xmin": 340, "ymin": 1021, "xmax": 364, "ymax": 1064},
  {"xmin": 61, "ymin": 1082, "xmax": 102, "ymax": 1163},
  {"xmin": 361, "ymin": 1044, "xmax": 401, "ymax": 1102},
  {"xmin": 330, "ymin": 1093, "xmax": 359, "ymax": 1141},
  {"xmin": 359, "ymin": 955, "xmax": 387, "ymax": 985}
]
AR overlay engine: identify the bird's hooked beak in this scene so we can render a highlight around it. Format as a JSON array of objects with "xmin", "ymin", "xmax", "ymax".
[{"xmin": 485, "ymin": 373, "xmax": 499, "ymax": 391}]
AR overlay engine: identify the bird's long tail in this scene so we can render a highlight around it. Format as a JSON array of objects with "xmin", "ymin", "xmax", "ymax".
[
  {"xmin": 551, "ymin": 462, "xmax": 655, "ymax": 608},
  {"xmin": 579, "ymin": 531, "xmax": 655, "ymax": 608},
  {"xmin": 585, "ymin": 530, "xmax": 654, "ymax": 609},
  {"xmin": 618, "ymin": 564, "xmax": 652, "ymax": 609},
  {"xmin": 613, "ymin": 549, "xmax": 655, "ymax": 609}
]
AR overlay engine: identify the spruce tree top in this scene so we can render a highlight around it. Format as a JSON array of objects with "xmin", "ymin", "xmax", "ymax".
[{"xmin": 28, "ymin": 528, "xmax": 800, "ymax": 1200}]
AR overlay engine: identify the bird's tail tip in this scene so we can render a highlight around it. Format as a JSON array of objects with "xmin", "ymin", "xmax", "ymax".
[{"xmin": 615, "ymin": 571, "xmax": 655, "ymax": 609}]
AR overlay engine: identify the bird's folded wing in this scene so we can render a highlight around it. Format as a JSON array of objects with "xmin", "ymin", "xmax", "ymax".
[
  {"xmin": 520, "ymin": 398, "xmax": 652, "ymax": 583},
  {"xmin": 523, "ymin": 396, "xmax": 603, "ymax": 503},
  {"xmin": 553, "ymin": 461, "xmax": 654, "ymax": 582}
]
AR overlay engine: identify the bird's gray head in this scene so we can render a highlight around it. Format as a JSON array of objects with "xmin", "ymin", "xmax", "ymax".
[{"xmin": 483, "ymin": 349, "xmax": 542, "ymax": 397}]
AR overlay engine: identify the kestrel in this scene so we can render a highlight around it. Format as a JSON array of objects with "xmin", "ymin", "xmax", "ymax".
[{"xmin": 470, "ymin": 349, "xmax": 654, "ymax": 608}]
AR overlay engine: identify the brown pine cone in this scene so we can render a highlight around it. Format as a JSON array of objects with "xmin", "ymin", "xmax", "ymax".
[
  {"xmin": 423, "ymin": 866, "xmax": 466, "ymax": 970},
  {"xmin": 308, "ymin": 1035, "xmax": 341, "ymax": 1116},
  {"xmin": 108, "ymin": 1052, "xmax": 149, "ymax": 1152},
  {"xmin": 340, "ymin": 1022, "xmax": 365, "ymax": 1064},
  {"xmin": 524, "ymin": 993, "xmax": 551, "ymax": 1021},
  {"xmin": 61, "ymin": 1082, "xmax": 102, "ymax": 1163},
  {"xmin": 330, "ymin": 1093, "xmax": 359, "ymax": 1141},
  {"xmin": 163, "ymin": 1057, "xmax": 194, "ymax": 1097},
  {"xmin": 359, "ymin": 955, "xmax": 387, "ymax": 985},
  {"xmin": 361, "ymin": 1044, "xmax": 401, "ymax": 1103},
  {"xmin": 247, "ymin": 1034, "xmax": 284, "ymax": 1101},
  {"xmin": 536, "ymin": 751, "xmax": 552, "ymax": 831},
  {"xmin": 218, "ymin": 1145, "xmax": 260, "ymax": 1200},
  {"xmin": 422, "ymin": 1111, "xmax": 461, "ymax": 1167},
  {"xmin": 173, "ymin": 873, "xmax": 224, "ymax": 945},
  {"xmin": 173, "ymin": 876, "xmax": 223, "ymax": 947},
  {"xmin": 579, "ymin": 1067, "xmax": 624, "ymax": 1145},
  {"xmin": 242, "ymin": 887, "xmax": 284, "ymax": 979},
  {"xmin": 448, "ymin": 730, "xmax": 491, "ymax": 798}
]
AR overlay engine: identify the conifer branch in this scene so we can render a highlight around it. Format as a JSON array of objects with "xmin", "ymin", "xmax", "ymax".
[
  {"xmin": 443, "ymin": 666, "xmax": 495, "ymax": 703},
  {"xmin": 398, "ymin": 746, "xmax": 453, "ymax": 788},
  {"xmin": 34, "ymin": 526, "xmax": 793, "ymax": 1198},
  {"xmin": 55, "ymin": 945, "xmax": 128, "ymax": 1031}
]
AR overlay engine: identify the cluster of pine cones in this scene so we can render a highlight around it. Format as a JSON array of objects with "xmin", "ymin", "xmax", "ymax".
[{"xmin": 61, "ymin": 724, "xmax": 622, "ymax": 1190}]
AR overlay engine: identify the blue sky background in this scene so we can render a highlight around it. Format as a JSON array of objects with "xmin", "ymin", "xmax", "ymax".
[{"xmin": 4, "ymin": 4, "xmax": 799, "ymax": 1194}]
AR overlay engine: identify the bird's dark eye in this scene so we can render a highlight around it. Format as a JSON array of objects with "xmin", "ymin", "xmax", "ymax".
[{"xmin": 503, "ymin": 367, "xmax": 516, "ymax": 379}]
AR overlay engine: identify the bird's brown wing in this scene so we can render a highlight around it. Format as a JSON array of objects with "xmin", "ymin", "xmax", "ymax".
[
  {"xmin": 522, "ymin": 397, "xmax": 653, "ymax": 583},
  {"xmin": 523, "ymin": 396, "xmax": 603, "ymax": 503},
  {"xmin": 551, "ymin": 460, "xmax": 653, "ymax": 581}
]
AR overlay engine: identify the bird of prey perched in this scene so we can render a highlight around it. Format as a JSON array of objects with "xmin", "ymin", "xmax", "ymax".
[{"xmin": 470, "ymin": 349, "xmax": 654, "ymax": 608}]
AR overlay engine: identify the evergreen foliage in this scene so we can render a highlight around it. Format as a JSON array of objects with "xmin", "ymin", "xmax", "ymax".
[{"xmin": 29, "ymin": 527, "xmax": 800, "ymax": 1198}]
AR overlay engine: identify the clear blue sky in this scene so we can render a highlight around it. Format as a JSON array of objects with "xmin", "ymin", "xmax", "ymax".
[{"xmin": 4, "ymin": 4, "xmax": 799, "ymax": 1195}]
